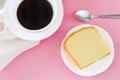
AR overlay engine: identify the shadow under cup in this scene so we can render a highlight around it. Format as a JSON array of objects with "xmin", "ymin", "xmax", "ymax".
[{"xmin": 17, "ymin": 0, "xmax": 53, "ymax": 30}]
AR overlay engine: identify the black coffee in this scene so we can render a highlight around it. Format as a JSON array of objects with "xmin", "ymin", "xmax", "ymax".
[{"xmin": 17, "ymin": 0, "xmax": 53, "ymax": 30}]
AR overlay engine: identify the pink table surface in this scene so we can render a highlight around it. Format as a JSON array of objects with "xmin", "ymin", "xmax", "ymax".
[{"xmin": 0, "ymin": 0, "xmax": 120, "ymax": 80}]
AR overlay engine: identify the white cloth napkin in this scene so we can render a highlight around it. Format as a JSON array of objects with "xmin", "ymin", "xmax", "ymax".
[
  {"xmin": 0, "ymin": 0, "xmax": 40, "ymax": 70},
  {"xmin": 0, "ymin": 38, "xmax": 39, "ymax": 70}
]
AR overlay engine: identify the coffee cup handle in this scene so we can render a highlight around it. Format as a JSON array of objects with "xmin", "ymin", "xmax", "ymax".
[{"xmin": 0, "ymin": 8, "xmax": 17, "ymax": 40}]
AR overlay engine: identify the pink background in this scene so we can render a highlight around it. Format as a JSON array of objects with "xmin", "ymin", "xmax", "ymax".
[{"xmin": 0, "ymin": 0, "xmax": 120, "ymax": 80}]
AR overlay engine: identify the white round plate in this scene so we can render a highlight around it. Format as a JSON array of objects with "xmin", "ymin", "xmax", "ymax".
[{"xmin": 61, "ymin": 24, "xmax": 114, "ymax": 76}]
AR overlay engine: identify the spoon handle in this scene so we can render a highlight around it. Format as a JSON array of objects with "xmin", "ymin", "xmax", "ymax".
[{"xmin": 97, "ymin": 15, "xmax": 120, "ymax": 19}]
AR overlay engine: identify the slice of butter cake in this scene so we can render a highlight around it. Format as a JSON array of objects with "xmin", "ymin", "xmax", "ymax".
[{"xmin": 64, "ymin": 27, "xmax": 110, "ymax": 69}]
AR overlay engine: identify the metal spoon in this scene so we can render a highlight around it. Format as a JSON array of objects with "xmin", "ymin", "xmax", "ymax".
[{"xmin": 76, "ymin": 10, "xmax": 120, "ymax": 22}]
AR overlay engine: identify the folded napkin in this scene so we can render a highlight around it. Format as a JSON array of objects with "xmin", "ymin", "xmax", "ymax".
[
  {"xmin": 0, "ymin": 22, "xmax": 40, "ymax": 70},
  {"xmin": 0, "ymin": 38, "xmax": 39, "ymax": 70}
]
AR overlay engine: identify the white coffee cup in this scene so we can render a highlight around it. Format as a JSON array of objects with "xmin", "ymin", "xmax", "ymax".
[{"xmin": 0, "ymin": 0, "xmax": 64, "ymax": 41}]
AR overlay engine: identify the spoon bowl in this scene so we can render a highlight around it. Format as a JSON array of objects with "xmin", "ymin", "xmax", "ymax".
[{"xmin": 76, "ymin": 10, "xmax": 94, "ymax": 22}]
